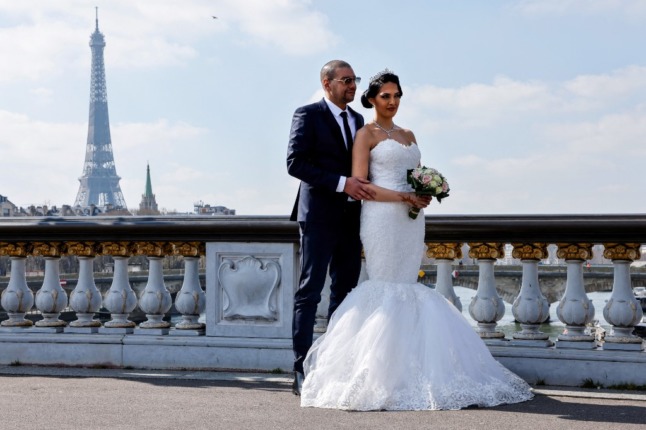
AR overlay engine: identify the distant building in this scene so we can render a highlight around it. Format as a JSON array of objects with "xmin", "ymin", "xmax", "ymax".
[
  {"xmin": 0, "ymin": 195, "xmax": 17, "ymax": 217},
  {"xmin": 138, "ymin": 163, "xmax": 160, "ymax": 215},
  {"xmin": 194, "ymin": 201, "xmax": 235, "ymax": 216}
]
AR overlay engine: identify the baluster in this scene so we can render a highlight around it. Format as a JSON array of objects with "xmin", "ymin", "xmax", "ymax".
[
  {"xmin": 171, "ymin": 249, "xmax": 206, "ymax": 335},
  {"xmin": 555, "ymin": 243, "xmax": 596, "ymax": 348},
  {"xmin": 99, "ymin": 242, "xmax": 138, "ymax": 333},
  {"xmin": 134, "ymin": 242, "xmax": 172, "ymax": 334},
  {"xmin": 467, "ymin": 243, "xmax": 506, "ymax": 340},
  {"xmin": 33, "ymin": 242, "xmax": 67, "ymax": 331},
  {"xmin": 66, "ymin": 242, "xmax": 102, "ymax": 332},
  {"xmin": 602, "ymin": 243, "xmax": 644, "ymax": 351},
  {"xmin": 171, "ymin": 242, "xmax": 206, "ymax": 334},
  {"xmin": 0, "ymin": 242, "xmax": 35, "ymax": 328},
  {"xmin": 510, "ymin": 243, "xmax": 551, "ymax": 345},
  {"xmin": 426, "ymin": 242, "xmax": 462, "ymax": 311}
]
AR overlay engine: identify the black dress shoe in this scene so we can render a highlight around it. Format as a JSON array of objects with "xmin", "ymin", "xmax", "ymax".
[{"xmin": 292, "ymin": 371, "xmax": 304, "ymax": 396}]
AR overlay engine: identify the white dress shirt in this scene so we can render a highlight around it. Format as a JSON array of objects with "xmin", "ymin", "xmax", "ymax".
[{"xmin": 323, "ymin": 97, "xmax": 356, "ymax": 193}]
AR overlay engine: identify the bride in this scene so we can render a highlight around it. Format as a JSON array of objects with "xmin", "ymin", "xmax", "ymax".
[{"xmin": 300, "ymin": 70, "xmax": 534, "ymax": 411}]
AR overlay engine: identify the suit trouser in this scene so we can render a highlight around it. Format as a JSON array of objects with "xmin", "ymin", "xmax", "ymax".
[{"xmin": 292, "ymin": 203, "xmax": 362, "ymax": 374}]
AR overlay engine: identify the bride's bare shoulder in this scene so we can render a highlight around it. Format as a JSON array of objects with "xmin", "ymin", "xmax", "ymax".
[
  {"xmin": 357, "ymin": 124, "xmax": 380, "ymax": 138},
  {"xmin": 356, "ymin": 125, "xmax": 382, "ymax": 148},
  {"xmin": 399, "ymin": 128, "xmax": 417, "ymax": 145}
]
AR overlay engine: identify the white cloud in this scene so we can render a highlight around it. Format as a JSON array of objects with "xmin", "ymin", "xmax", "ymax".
[
  {"xmin": 400, "ymin": 65, "xmax": 646, "ymax": 136},
  {"xmin": 0, "ymin": 109, "xmax": 208, "ymax": 209},
  {"xmin": 111, "ymin": 120, "xmax": 207, "ymax": 151},
  {"xmin": 396, "ymin": 66, "xmax": 646, "ymax": 215},
  {"xmin": 0, "ymin": 21, "xmax": 83, "ymax": 82},
  {"xmin": 512, "ymin": 0, "xmax": 646, "ymax": 16},
  {"xmin": 563, "ymin": 66, "xmax": 646, "ymax": 100},
  {"xmin": 219, "ymin": 0, "xmax": 338, "ymax": 55},
  {"xmin": 544, "ymin": 109, "xmax": 646, "ymax": 155},
  {"xmin": 0, "ymin": 0, "xmax": 337, "ymax": 82},
  {"xmin": 404, "ymin": 77, "xmax": 556, "ymax": 129}
]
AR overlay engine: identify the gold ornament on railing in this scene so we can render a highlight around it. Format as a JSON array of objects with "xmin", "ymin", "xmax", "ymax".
[
  {"xmin": 556, "ymin": 243, "xmax": 593, "ymax": 261},
  {"xmin": 0, "ymin": 242, "xmax": 33, "ymax": 257},
  {"xmin": 31, "ymin": 242, "xmax": 64, "ymax": 257},
  {"xmin": 426, "ymin": 242, "xmax": 463, "ymax": 260},
  {"xmin": 100, "ymin": 241, "xmax": 134, "ymax": 257},
  {"xmin": 133, "ymin": 241, "xmax": 173, "ymax": 257},
  {"xmin": 602, "ymin": 243, "xmax": 641, "ymax": 261},
  {"xmin": 64, "ymin": 241, "xmax": 99, "ymax": 257},
  {"xmin": 171, "ymin": 241, "xmax": 205, "ymax": 257},
  {"xmin": 467, "ymin": 242, "xmax": 505, "ymax": 260},
  {"xmin": 511, "ymin": 243, "xmax": 548, "ymax": 260}
]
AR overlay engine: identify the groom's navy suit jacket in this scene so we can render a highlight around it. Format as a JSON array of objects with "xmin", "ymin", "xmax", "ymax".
[{"xmin": 287, "ymin": 98, "xmax": 364, "ymax": 222}]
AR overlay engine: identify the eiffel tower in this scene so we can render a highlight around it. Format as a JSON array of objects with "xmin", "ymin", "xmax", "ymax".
[{"xmin": 73, "ymin": 8, "xmax": 128, "ymax": 213}]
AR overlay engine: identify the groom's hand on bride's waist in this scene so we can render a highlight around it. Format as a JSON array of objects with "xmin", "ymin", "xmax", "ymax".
[{"xmin": 344, "ymin": 177, "xmax": 375, "ymax": 201}]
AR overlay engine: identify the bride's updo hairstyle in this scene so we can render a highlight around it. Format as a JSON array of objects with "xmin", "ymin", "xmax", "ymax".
[{"xmin": 360, "ymin": 69, "xmax": 403, "ymax": 109}]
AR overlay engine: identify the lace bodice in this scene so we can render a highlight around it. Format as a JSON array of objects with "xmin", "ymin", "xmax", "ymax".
[{"xmin": 368, "ymin": 139, "xmax": 420, "ymax": 192}]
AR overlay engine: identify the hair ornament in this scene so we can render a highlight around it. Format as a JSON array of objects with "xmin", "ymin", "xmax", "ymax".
[{"xmin": 369, "ymin": 68, "xmax": 395, "ymax": 85}]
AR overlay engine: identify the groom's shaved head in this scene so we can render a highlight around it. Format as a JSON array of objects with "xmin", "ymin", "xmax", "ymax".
[{"xmin": 321, "ymin": 60, "xmax": 352, "ymax": 82}]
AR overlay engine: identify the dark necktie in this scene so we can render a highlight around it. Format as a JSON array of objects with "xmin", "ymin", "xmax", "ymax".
[{"xmin": 340, "ymin": 111, "xmax": 353, "ymax": 150}]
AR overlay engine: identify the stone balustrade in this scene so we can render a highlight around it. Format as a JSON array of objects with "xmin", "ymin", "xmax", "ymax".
[{"xmin": 0, "ymin": 215, "xmax": 645, "ymax": 387}]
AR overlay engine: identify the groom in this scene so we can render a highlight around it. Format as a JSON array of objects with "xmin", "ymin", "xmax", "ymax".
[{"xmin": 287, "ymin": 60, "xmax": 375, "ymax": 395}]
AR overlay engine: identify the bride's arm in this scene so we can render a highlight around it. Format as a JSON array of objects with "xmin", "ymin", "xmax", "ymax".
[{"xmin": 352, "ymin": 130, "xmax": 427, "ymax": 208}]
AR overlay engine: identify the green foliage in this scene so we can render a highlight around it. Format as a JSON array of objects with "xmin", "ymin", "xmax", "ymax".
[
  {"xmin": 581, "ymin": 378, "xmax": 602, "ymax": 389},
  {"xmin": 607, "ymin": 383, "xmax": 646, "ymax": 391}
]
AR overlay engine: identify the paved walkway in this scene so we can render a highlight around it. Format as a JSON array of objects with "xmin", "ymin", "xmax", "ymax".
[{"xmin": 0, "ymin": 366, "xmax": 644, "ymax": 430}]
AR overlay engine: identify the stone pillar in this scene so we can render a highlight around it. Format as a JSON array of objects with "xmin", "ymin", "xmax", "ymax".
[
  {"xmin": 602, "ymin": 243, "xmax": 644, "ymax": 351},
  {"xmin": 134, "ymin": 242, "xmax": 172, "ymax": 334},
  {"xmin": 100, "ymin": 242, "xmax": 138, "ymax": 333},
  {"xmin": 511, "ymin": 243, "xmax": 551, "ymax": 345},
  {"xmin": 426, "ymin": 242, "xmax": 462, "ymax": 311},
  {"xmin": 467, "ymin": 243, "xmax": 506, "ymax": 340},
  {"xmin": 0, "ymin": 242, "xmax": 34, "ymax": 328},
  {"xmin": 555, "ymin": 243, "xmax": 596, "ymax": 348},
  {"xmin": 66, "ymin": 242, "xmax": 102, "ymax": 332},
  {"xmin": 171, "ymin": 242, "xmax": 206, "ymax": 334},
  {"xmin": 33, "ymin": 242, "xmax": 67, "ymax": 331}
]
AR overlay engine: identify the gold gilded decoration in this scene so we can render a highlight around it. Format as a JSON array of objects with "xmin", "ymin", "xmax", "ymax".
[
  {"xmin": 32, "ymin": 242, "xmax": 64, "ymax": 257},
  {"xmin": 556, "ymin": 243, "xmax": 593, "ymax": 261},
  {"xmin": 0, "ymin": 242, "xmax": 32, "ymax": 257},
  {"xmin": 133, "ymin": 241, "xmax": 173, "ymax": 257},
  {"xmin": 100, "ymin": 241, "xmax": 133, "ymax": 256},
  {"xmin": 426, "ymin": 242, "xmax": 463, "ymax": 260},
  {"xmin": 65, "ymin": 241, "xmax": 99, "ymax": 257},
  {"xmin": 171, "ymin": 241, "xmax": 205, "ymax": 257},
  {"xmin": 467, "ymin": 243, "xmax": 504, "ymax": 260},
  {"xmin": 602, "ymin": 243, "xmax": 642, "ymax": 261},
  {"xmin": 511, "ymin": 243, "xmax": 548, "ymax": 260}
]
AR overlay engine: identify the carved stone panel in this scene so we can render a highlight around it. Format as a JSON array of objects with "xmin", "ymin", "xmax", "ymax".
[
  {"xmin": 205, "ymin": 243, "xmax": 297, "ymax": 338},
  {"xmin": 219, "ymin": 256, "xmax": 280, "ymax": 321}
]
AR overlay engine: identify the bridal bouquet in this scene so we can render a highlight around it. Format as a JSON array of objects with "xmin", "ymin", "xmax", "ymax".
[{"xmin": 406, "ymin": 166, "xmax": 450, "ymax": 219}]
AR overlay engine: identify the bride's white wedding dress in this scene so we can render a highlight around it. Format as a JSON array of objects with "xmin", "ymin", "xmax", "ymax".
[{"xmin": 301, "ymin": 139, "xmax": 533, "ymax": 411}]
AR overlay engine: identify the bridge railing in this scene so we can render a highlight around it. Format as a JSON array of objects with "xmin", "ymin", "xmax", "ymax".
[{"xmin": 0, "ymin": 214, "xmax": 644, "ymax": 384}]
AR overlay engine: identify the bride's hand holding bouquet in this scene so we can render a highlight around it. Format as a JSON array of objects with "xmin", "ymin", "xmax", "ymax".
[{"xmin": 406, "ymin": 166, "xmax": 450, "ymax": 219}]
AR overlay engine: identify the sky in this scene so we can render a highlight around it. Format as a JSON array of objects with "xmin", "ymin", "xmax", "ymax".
[{"xmin": 1, "ymin": 0, "xmax": 646, "ymax": 216}]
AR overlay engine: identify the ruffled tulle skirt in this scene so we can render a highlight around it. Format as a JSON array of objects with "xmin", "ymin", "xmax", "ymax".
[{"xmin": 301, "ymin": 280, "xmax": 534, "ymax": 411}]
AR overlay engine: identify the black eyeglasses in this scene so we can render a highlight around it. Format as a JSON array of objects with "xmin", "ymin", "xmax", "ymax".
[{"xmin": 332, "ymin": 77, "xmax": 361, "ymax": 85}]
